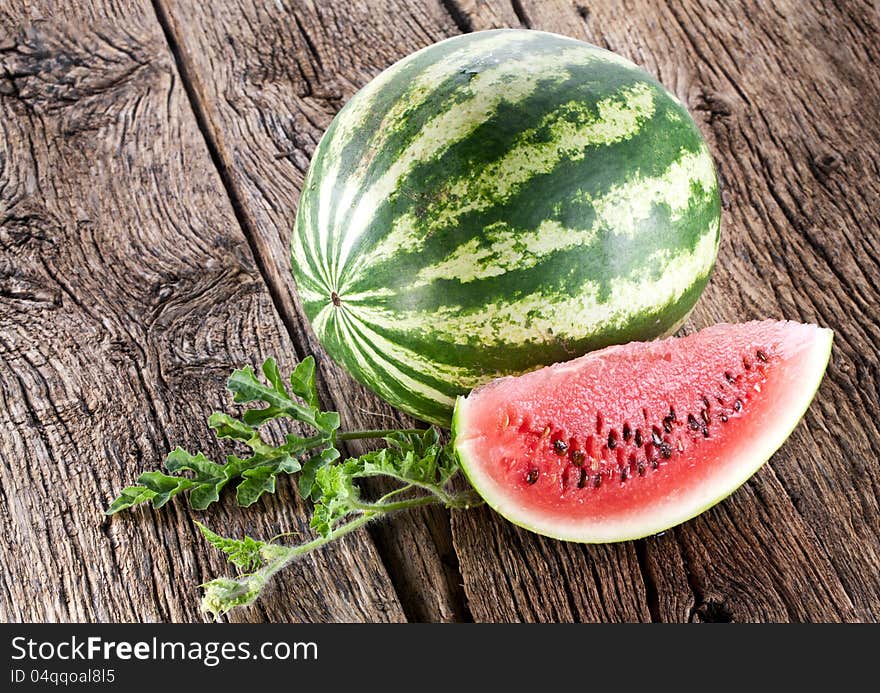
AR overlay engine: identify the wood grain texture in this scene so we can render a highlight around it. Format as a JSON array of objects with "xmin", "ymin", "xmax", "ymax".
[
  {"xmin": 1, "ymin": 0, "xmax": 877, "ymax": 623},
  {"xmin": 0, "ymin": 0, "xmax": 404, "ymax": 623},
  {"xmin": 155, "ymin": 0, "xmax": 472, "ymax": 622},
  {"xmin": 447, "ymin": 0, "xmax": 879, "ymax": 622}
]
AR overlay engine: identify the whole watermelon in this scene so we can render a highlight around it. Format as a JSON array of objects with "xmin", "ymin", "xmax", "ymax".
[{"xmin": 292, "ymin": 29, "xmax": 721, "ymax": 426}]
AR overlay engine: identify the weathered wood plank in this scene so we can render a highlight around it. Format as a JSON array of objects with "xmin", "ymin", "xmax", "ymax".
[
  {"xmin": 5, "ymin": 0, "xmax": 876, "ymax": 623},
  {"xmin": 446, "ymin": 0, "xmax": 879, "ymax": 622},
  {"xmin": 155, "ymin": 0, "xmax": 474, "ymax": 622},
  {"xmin": 159, "ymin": 0, "xmax": 880, "ymax": 621},
  {"xmin": 0, "ymin": 1, "xmax": 404, "ymax": 622}
]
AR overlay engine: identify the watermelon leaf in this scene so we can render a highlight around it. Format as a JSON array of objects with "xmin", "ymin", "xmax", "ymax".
[
  {"xmin": 195, "ymin": 522, "xmax": 267, "ymax": 573},
  {"xmin": 106, "ymin": 358, "xmax": 338, "ymax": 514}
]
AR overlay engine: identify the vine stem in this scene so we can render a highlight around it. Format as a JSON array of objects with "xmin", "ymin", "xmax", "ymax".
[
  {"xmin": 296, "ymin": 428, "xmax": 429, "ymax": 452},
  {"xmin": 241, "ymin": 489, "xmax": 476, "ymax": 596},
  {"xmin": 350, "ymin": 493, "xmax": 442, "ymax": 514},
  {"xmin": 337, "ymin": 428, "xmax": 428, "ymax": 441},
  {"xmin": 355, "ymin": 470, "xmax": 476, "ymax": 508},
  {"xmin": 269, "ymin": 511, "xmax": 377, "ymax": 564},
  {"xmin": 247, "ymin": 493, "xmax": 448, "ymax": 595}
]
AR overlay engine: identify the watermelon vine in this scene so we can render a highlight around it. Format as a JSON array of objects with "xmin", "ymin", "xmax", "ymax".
[{"xmin": 107, "ymin": 356, "xmax": 481, "ymax": 618}]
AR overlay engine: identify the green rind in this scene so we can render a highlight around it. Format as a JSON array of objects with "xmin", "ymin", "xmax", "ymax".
[
  {"xmin": 452, "ymin": 327, "xmax": 833, "ymax": 543},
  {"xmin": 317, "ymin": 276, "xmax": 708, "ymax": 427},
  {"xmin": 292, "ymin": 29, "xmax": 722, "ymax": 425}
]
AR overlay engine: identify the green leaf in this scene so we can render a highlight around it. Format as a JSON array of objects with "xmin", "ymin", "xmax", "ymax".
[
  {"xmin": 164, "ymin": 448, "xmax": 222, "ymax": 477},
  {"xmin": 235, "ymin": 451, "xmax": 300, "ymax": 507},
  {"xmin": 227, "ymin": 363, "xmax": 317, "ymax": 427},
  {"xmin": 310, "ymin": 459, "xmax": 362, "ymax": 536},
  {"xmin": 219, "ymin": 358, "xmax": 336, "ymax": 443},
  {"xmin": 289, "ymin": 356, "xmax": 319, "ymax": 408},
  {"xmin": 196, "ymin": 522, "xmax": 266, "ymax": 572},
  {"xmin": 107, "ymin": 357, "xmax": 341, "ymax": 512},
  {"xmin": 261, "ymin": 357, "xmax": 287, "ymax": 396},
  {"xmin": 208, "ymin": 411, "xmax": 256, "ymax": 443},
  {"xmin": 225, "ymin": 364, "xmax": 268, "ymax": 404},
  {"xmin": 299, "ymin": 446, "xmax": 340, "ymax": 501},
  {"xmin": 161, "ymin": 448, "xmax": 228, "ymax": 510},
  {"xmin": 356, "ymin": 433, "xmax": 458, "ymax": 488},
  {"xmin": 105, "ymin": 486, "xmax": 155, "ymax": 514},
  {"xmin": 107, "ymin": 439, "xmax": 308, "ymax": 513},
  {"xmin": 240, "ymin": 405, "xmax": 285, "ymax": 427},
  {"xmin": 314, "ymin": 410, "xmax": 341, "ymax": 435},
  {"xmin": 187, "ymin": 484, "xmax": 221, "ymax": 512},
  {"xmin": 305, "ymin": 429, "xmax": 462, "ymax": 536},
  {"xmin": 236, "ymin": 467, "xmax": 279, "ymax": 507},
  {"xmin": 137, "ymin": 470, "xmax": 197, "ymax": 509}
]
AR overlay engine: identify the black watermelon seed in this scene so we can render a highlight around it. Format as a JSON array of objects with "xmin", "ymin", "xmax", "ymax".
[
  {"xmin": 622, "ymin": 422, "xmax": 632, "ymax": 442},
  {"xmin": 651, "ymin": 427, "xmax": 663, "ymax": 446},
  {"xmin": 701, "ymin": 396, "xmax": 710, "ymax": 409},
  {"xmin": 756, "ymin": 349, "xmax": 768, "ymax": 362},
  {"xmin": 577, "ymin": 467, "xmax": 588, "ymax": 488},
  {"xmin": 701, "ymin": 408, "xmax": 710, "ymax": 424},
  {"xmin": 663, "ymin": 418, "xmax": 673, "ymax": 433},
  {"xmin": 734, "ymin": 399, "xmax": 743, "ymax": 412},
  {"xmin": 724, "ymin": 371, "xmax": 736, "ymax": 384},
  {"xmin": 553, "ymin": 439, "xmax": 568, "ymax": 455},
  {"xmin": 720, "ymin": 413, "xmax": 728, "ymax": 423},
  {"xmin": 620, "ymin": 466, "xmax": 628, "ymax": 481},
  {"xmin": 637, "ymin": 461, "xmax": 646, "ymax": 476},
  {"xmin": 669, "ymin": 406, "xmax": 676, "ymax": 420},
  {"xmin": 592, "ymin": 474, "xmax": 602, "ymax": 489},
  {"xmin": 607, "ymin": 431, "xmax": 617, "ymax": 449},
  {"xmin": 688, "ymin": 413, "xmax": 701, "ymax": 431},
  {"xmin": 701, "ymin": 426, "xmax": 710, "ymax": 438},
  {"xmin": 650, "ymin": 459, "xmax": 659, "ymax": 469},
  {"xmin": 526, "ymin": 468, "xmax": 539, "ymax": 485},
  {"xmin": 659, "ymin": 443, "xmax": 672, "ymax": 459},
  {"xmin": 571, "ymin": 450, "xmax": 586, "ymax": 466},
  {"xmin": 634, "ymin": 428, "xmax": 643, "ymax": 447}
]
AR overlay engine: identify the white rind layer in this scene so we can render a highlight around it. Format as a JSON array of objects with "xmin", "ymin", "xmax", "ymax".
[{"xmin": 453, "ymin": 325, "xmax": 833, "ymax": 543}]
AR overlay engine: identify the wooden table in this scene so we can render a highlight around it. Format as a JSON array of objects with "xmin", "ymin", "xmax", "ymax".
[{"xmin": 1, "ymin": 0, "xmax": 877, "ymax": 623}]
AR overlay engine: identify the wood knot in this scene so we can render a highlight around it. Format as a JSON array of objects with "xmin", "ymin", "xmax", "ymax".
[
  {"xmin": 695, "ymin": 89, "xmax": 735, "ymax": 121},
  {"xmin": 692, "ymin": 598, "xmax": 733, "ymax": 623},
  {"xmin": 0, "ymin": 21, "xmax": 162, "ymax": 129},
  {"xmin": 812, "ymin": 151, "xmax": 843, "ymax": 183}
]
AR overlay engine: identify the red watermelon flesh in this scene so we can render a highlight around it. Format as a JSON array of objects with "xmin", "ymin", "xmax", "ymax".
[{"xmin": 452, "ymin": 321, "xmax": 832, "ymax": 542}]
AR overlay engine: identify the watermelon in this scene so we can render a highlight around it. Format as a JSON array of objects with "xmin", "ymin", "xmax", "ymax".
[
  {"xmin": 292, "ymin": 29, "xmax": 721, "ymax": 426},
  {"xmin": 453, "ymin": 321, "xmax": 832, "ymax": 542}
]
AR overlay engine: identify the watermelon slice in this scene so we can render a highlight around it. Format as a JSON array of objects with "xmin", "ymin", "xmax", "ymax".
[{"xmin": 452, "ymin": 321, "xmax": 832, "ymax": 542}]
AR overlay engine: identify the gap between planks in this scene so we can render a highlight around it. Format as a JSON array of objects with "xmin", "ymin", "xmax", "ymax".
[{"xmin": 148, "ymin": 0, "xmax": 472, "ymax": 622}]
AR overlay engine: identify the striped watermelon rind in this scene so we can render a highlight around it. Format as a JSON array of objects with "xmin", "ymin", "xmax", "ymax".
[{"xmin": 292, "ymin": 29, "xmax": 721, "ymax": 425}]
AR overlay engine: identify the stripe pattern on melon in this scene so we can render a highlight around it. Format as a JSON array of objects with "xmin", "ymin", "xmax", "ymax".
[{"xmin": 292, "ymin": 29, "xmax": 722, "ymax": 426}]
